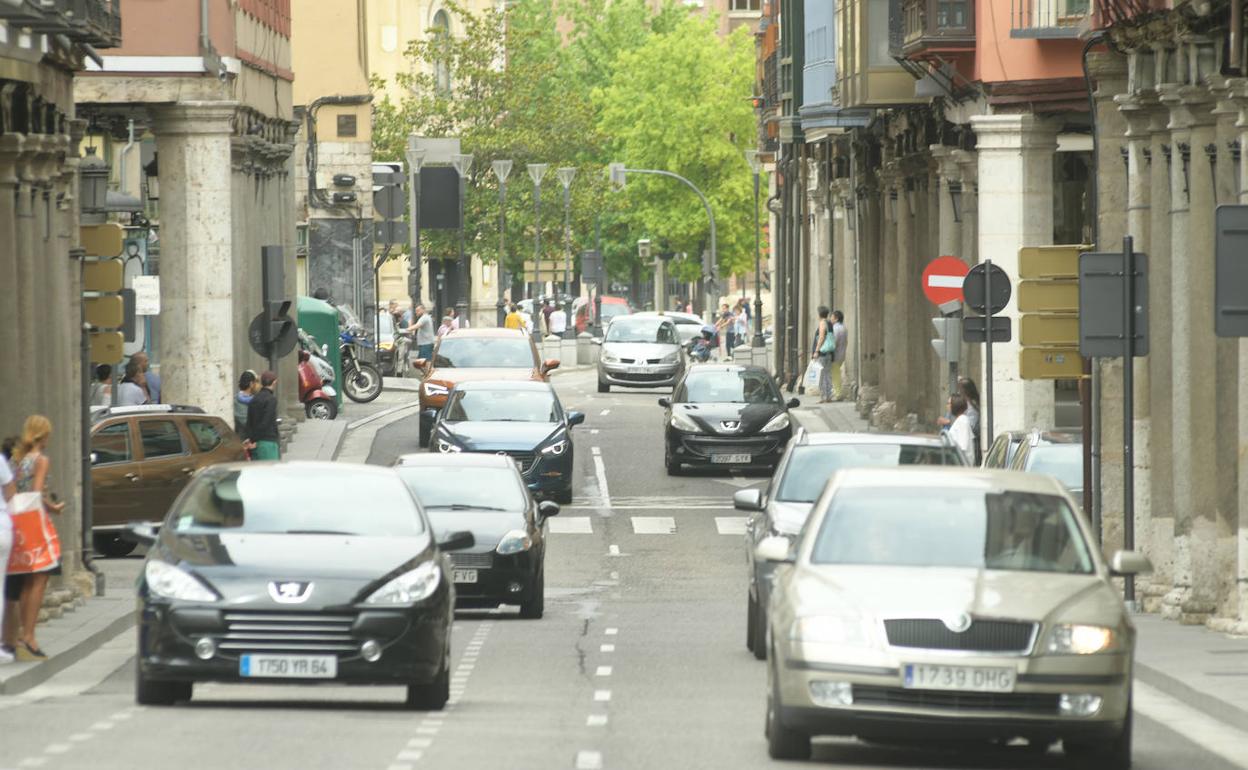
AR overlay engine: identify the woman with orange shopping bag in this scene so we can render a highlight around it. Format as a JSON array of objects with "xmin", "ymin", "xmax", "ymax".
[{"xmin": 4, "ymin": 416, "xmax": 64, "ymax": 661}]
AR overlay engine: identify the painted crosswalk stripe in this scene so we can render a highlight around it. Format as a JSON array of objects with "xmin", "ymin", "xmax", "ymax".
[
  {"xmin": 548, "ymin": 517, "xmax": 593, "ymax": 534},
  {"xmin": 715, "ymin": 517, "xmax": 748, "ymax": 535},
  {"xmin": 630, "ymin": 516, "xmax": 676, "ymax": 534}
]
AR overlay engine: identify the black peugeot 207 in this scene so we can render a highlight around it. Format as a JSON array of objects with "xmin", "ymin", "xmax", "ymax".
[
  {"xmin": 128, "ymin": 461, "xmax": 473, "ymax": 709},
  {"xmin": 661, "ymin": 364, "xmax": 799, "ymax": 474}
]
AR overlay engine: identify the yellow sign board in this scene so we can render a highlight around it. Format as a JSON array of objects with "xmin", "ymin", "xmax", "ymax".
[
  {"xmin": 80, "ymin": 223, "xmax": 125, "ymax": 257},
  {"xmin": 1020, "ymin": 347, "xmax": 1083, "ymax": 379},
  {"xmin": 1018, "ymin": 245, "xmax": 1089, "ymax": 280},
  {"xmin": 89, "ymin": 331, "xmax": 125, "ymax": 364},
  {"xmin": 83, "ymin": 258, "xmax": 124, "ymax": 293},
  {"xmin": 1017, "ymin": 279, "xmax": 1078, "ymax": 313},
  {"xmin": 84, "ymin": 295, "xmax": 124, "ymax": 328},
  {"xmin": 521, "ymin": 262, "xmax": 566, "ymax": 283},
  {"xmin": 1020, "ymin": 314, "xmax": 1079, "ymax": 347}
]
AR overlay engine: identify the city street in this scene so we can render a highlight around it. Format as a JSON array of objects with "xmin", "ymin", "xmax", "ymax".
[{"xmin": 1, "ymin": 368, "xmax": 1245, "ymax": 770}]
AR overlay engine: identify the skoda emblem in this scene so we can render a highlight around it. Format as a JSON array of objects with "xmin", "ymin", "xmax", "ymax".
[
  {"xmin": 496, "ymin": 451, "xmax": 509, "ymax": 456},
  {"xmin": 720, "ymin": 420, "xmax": 741, "ymax": 431},
  {"xmin": 941, "ymin": 612, "xmax": 973, "ymax": 634},
  {"xmin": 268, "ymin": 581, "xmax": 314, "ymax": 604}
]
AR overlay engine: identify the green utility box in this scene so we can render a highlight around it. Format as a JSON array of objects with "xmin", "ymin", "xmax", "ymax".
[{"xmin": 297, "ymin": 295, "xmax": 343, "ymax": 406}]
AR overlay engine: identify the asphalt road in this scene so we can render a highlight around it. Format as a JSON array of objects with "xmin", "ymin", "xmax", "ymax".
[{"xmin": 2, "ymin": 367, "xmax": 1245, "ymax": 770}]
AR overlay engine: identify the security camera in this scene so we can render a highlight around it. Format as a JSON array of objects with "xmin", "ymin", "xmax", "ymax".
[{"xmin": 217, "ymin": 60, "xmax": 229, "ymax": 82}]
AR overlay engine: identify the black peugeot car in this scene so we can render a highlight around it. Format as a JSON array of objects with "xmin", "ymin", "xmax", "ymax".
[
  {"xmin": 394, "ymin": 453, "xmax": 558, "ymax": 618},
  {"xmin": 660, "ymin": 364, "xmax": 798, "ymax": 474},
  {"xmin": 128, "ymin": 462, "xmax": 472, "ymax": 710},
  {"xmin": 429, "ymin": 380, "xmax": 584, "ymax": 504}
]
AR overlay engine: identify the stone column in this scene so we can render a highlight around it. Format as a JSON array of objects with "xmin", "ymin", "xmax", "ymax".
[
  {"xmin": 1227, "ymin": 77, "xmax": 1248, "ymax": 630},
  {"xmin": 14, "ymin": 137, "xmax": 41, "ymax": 422},
  {"xmin": 895, "ymin": 172, "xmax": 917, "ymax": 418},
  {"xmin": 970, "ymin": 115, "xmax": 1059, "ymax": 434},
  {"xmin": 859, "ymin": 185, "xmax": 883, "ymax": 395},
  {"xmin": 0, "ymin": 134, "xmax": 24, "ymax": 431},
  {"xmin": 152, "ymin": 102, "xmax": 240, "ymax": 421},
  {"xmin": 953, "ymin": 149, "xmax": 981, "ymax": 390},
  {"xmin": 931, "ymin": 146, "xmax": 963, "ymax": 257},
  {"xmin": 879, "ymin": 167, "xmax": 902, "ymax": 419}
]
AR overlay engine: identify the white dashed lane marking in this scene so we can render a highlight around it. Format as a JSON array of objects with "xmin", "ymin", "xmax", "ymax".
[
  {"xmin": 548, "ymin": 516, "xmax": 594, "ymax": 534},
  {"xmin": 630, "ymin": 516, "xmax": 676, "ymax": 534},
  {"xmin": 714, "ymin": 516, "xmax": 748, "ymax": 535},
  {"xmin": 595, "ymin": 666, "xmax": 613, "ymax": 677},
  {"xmin": 576, "ymin": 750, "xmax": 604, "ymax": 770},
  {"xmin": 594, "ymin": 690, "xmax": 612, "ymax": 702}
]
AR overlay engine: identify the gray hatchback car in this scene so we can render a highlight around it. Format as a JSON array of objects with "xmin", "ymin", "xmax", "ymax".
[{"xmin": 596, "ymin": 315, "xmax": 685, "ymax": 392}]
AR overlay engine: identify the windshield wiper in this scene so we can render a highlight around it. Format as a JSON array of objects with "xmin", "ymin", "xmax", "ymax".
[
  {"xmin": 284, "ymin": 529, "xmax": 358, "ymax": 535},
  {"xmin": 426, "ymin": 504, "xmax": 508, "ymax": 511}
]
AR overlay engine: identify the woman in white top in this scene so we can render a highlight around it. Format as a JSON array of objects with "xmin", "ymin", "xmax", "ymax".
[
  {"xmin": 0, "ymin": 458, "xmax": 14, "ymax": 664},
  {"xmin": 948, "ymin": 394, "xmax": 975, "ymax": 465}
]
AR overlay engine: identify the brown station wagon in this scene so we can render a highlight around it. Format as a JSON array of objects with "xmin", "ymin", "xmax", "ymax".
[{"xmin": 90, "ymin": 405, "xmax": 246, "ymax": 556}]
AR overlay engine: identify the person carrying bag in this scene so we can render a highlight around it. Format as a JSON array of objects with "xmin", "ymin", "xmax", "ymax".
[{"xmin": 810, "ymin": 306, "xmax": 836, "ymax": 402}]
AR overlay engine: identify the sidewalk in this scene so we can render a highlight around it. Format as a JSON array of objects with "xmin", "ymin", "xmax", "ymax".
[
  {"xmin": 1133, "ymin": 614, "xmax": 1248, "ymax": 733},
  {"xmin": 789, "ymin": 393, "xmax": 871, "ymax": 434}
]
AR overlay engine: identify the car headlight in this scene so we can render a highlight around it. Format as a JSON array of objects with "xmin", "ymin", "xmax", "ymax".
[
  {"xmin": 541, "ymin": 439, "xmax": 568, "ymax": 456},
  {"xmin": 601, "ymin": 351, "xmax": 619, "ymax": 363},
  {"xmin": 145, "ymin": 560, "xmax": 218, "ymax": 603},
  {"xmin": 661, "ymin": 351, "xmax": 680, "ymax": 363},
  {"xmin": 1047, "ymin": 624, "xmax": 1116, "ymax": 655},
  {"xmin": 364, "ymin": 561, "xmax": 442, "ymax": 605},
  {"xmin": 496, "ymin": 529, "xmax": 533, "ymax": 555},
  {"xmin": 669, "ymin": 411, "xmax": 701, "ymax": 432},
  {"xmin": 790, "ymin": 616, "xmax": 868, "ymax": 647},
  {"xmin": 760, "ymin": 412, "xmax": 791, "ymax": 433},
  {"xmin": 424, "ymin": 382, "xmax": 449, "ymax": 397},
  {"xmin": 436, "ymin": 438, "xmax": 462, "ymax": 454}
]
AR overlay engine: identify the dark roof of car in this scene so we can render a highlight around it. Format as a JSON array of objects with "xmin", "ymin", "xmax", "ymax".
[
  {"xmin": 441, "ymin": 328, "xmax": 528, "ymax": 339},
  {"xmin": 451, "ymin": 380, "xmax": 553, "ymax": 392},
  {"xmin": 91, "ymin": 404, "xmax": 206, "ymax": 423},
  {"xmin": 1027, "ymin": 430, "xmax": 1083, "ymax": 445},
  {"xmin": 796, "ymin": 431, "xmax": 951, "ymax": 448},
  {"xmin": 684, "ymin": 364, "xmax": 768, "ymax": 375}
]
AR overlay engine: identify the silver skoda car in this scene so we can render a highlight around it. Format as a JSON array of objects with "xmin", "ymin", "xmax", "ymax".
[
  {"xmin": 760, "ymin": 467, "xmax": 1149, "ymax": 767},
  {"xmin": 596, "ymin": 315, "xmax": 685, "ymax": 393}
]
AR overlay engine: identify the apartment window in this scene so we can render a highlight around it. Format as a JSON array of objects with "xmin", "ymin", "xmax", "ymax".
[
  {"xmin": 432, "ymin": 10, "xmax": 452, "ymax": 96},
  {"xmin": 730, "ymin": 0, "xmax": 761, "ymax": 11}
]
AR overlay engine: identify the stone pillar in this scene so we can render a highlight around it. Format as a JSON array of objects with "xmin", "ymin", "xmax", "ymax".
[
  {"xmin": 894, "ymin": 172, "xmax": 917, "ymax": 417},
  {"xmin": 971, "ymin": 115, "xmax": 1059, "ymax": 434},
  {"xmin": 860, "ymin": 186, "xmax": 883, "ymax": 392},
  {"xmin": 880, "ymin": 169, "xmax": 902, "ymax": 415},
  {"xmin": 0, "ymin": 134, "xmax": 24, "ymax": 432},
  {"xmin": 1227, "ymin": 77, "xmax": 1248, "ymax": 630},
  {"xmin": 931, "ymin": 146, "xmax": 963, "ymax": 257},
  {"xmin": 153, "ymin": 102, "xmax": 240, "ymax": 421},
  {"xmin": 14, "ymin": 138, "xmax": 41, "ymax": 423}
]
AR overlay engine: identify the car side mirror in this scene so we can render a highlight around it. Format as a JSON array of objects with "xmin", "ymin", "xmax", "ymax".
[
  {"xmin": 733, "ymin": 488, "xmax": 764, "ymax": 512},
  {"xmin": 1109, "ymin": 549, "xmax": 1153, "ymax": 577},
  {"xmin": 755, "ymin": 535, "xmax": 794, "ymax": 564},
  {"xmin": 90, "ymin": 452, "xmax": 99, "ymax": 465},
  {"xmin": 657, "ymin": 397, "xmax": 671, "ymax": 407},
  {"xmin": 538, "ymin": 500, "xmax": 560, "ymax": 520},
  {"xmin": 567, "ymin": 411, "xmax": 586, "ymax": 427},
  {"xmin": 438, "ymin": 530, "xmax": 475, "ymax": 552},
  {"xmin": 122, "ymin": 522, "xmax": 158, "ymax": 547},
  {"xmin": 543, "ymin": 358, "xmax": 561, "ymax": 372},
  {"xmin": 787, "ymin": 398, "xmax": 801, "ymax": 409}
]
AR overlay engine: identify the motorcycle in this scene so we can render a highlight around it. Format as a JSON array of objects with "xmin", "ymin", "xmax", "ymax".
[
  {"xmin": 339, "ymin": 321, "xmax": 383, "ymax": 403},
  {"xmin": 687, "ymin": 325, "xmax": 716, "ymax": 363},
  {"xmin": 299, "ymin": 350, "xmax": 338, "ymax": 419}
]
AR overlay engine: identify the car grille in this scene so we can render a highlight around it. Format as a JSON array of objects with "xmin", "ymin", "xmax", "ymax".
[
  {"xmin": 682, "ymin": 436, "xmax": 781, "ymax": 457},
  {"xmin": 467, "ymin": 450, "xmax": 536, "ymax": 474},
  {"xmin": 883, "ymin": 619, "xmax": 1036, "ymax": 654},
  {"xmin": 449, "ymin": 552, "xmax": 493, "ymax": 569},
  {"xmin": 852, "ymin": 686, "xmax": 1059, "ymax": 715},
  {"xmin": 613, "ymin": 371, "xmax": 672, "ymax": 382},
  {"xmin": 220, "ymin": 612, "xmax": 357, "ymax": 654}
]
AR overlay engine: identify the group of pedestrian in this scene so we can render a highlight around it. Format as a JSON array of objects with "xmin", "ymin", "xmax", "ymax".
[
  {"xmin": 388, "ymin": 302, "xmax": 435, "ymax": 359},
  {"xmin": 504, "ymin": 303, "xmax": 534, "ymax": 336},
  {"xmin": 714, "ymin": 299, "xmax": 752, "ymax": 358},
  {"xmin": 810, "ymin": 307, "xmax": 848, "ymax": 403},
  {"xmin": 1, "ymin": 415, "xmax": 66, "ymax": 664},
  {"xmin": 940, "ymin": 377, "xmax": 982, "ymax": 465},
  {"xmin": 233, "ymin": 370, "xmax": 281, "ymax": 461},
  {"xmin": 115, "ymin": 351, "xmax": 160, "ymax": 407}
]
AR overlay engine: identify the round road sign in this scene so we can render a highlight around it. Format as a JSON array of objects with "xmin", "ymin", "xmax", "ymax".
[
  {"xmin": 963, "ymin": 263, "xmax": 1012, "ymax": 316},
  {"xmin": 922, "ymin": 256, "xmax": 970, "ymax": 306}
]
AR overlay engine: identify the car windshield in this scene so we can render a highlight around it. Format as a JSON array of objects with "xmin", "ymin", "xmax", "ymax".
[
  {"xmin": 397, "ymin": 466, "xmax": 526, "ymax": 511},
  {"xmin": 810, "ymin": 486, "xmax": 1093, "ymax": 574},
  {"xmin": 444, "ymin": 390, "xmax": 558, "ymax": 423},
  {"xmin": 601, "ymin": 303, "xmax": 629, "ymax": 320},
  {"xmin": 1027, "ymin": 444, "xmax": 1084, "ymax": 491},
  {"xmin": 606, "ymin": 319, "xmax": 677, "ymax": 344},
  {"xmin": 375, "ymin": 312, "xmax": 395, "ymax": 342},
  {"xmin": 170, "ymin": 468, "xmax": 425, "ymax": 536},
  {"xmin": 776, "ymin": 444, "xmax": 966, "ymax": 502},
  {"xmin": 434, "ymin": 337, "xmax": 534, "ymax": 368},
  {"xmin": 679, "ymin": 370, "xmax": 778, "ymax": 404}
]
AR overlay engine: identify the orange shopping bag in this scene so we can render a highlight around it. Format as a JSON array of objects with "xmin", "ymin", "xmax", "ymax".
[{"xmin": 7, "ymin": 491, "xmax": 61, "ymax": 574}]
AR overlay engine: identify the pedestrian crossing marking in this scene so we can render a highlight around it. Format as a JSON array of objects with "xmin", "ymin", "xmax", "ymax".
[
  {"xmin": 548, "ymin": 516, "xmax": 593, "ymax": 534},
  {"xmin": 715, "ymin": 517, "xmax": 748, "ymax": 535},
  {"xmin": 631, "ymin": 516, "xmax": 676, "ymax": 534}
]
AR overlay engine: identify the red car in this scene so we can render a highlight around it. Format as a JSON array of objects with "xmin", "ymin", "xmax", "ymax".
[{"xmin": 575, "ymin": 295, "xmax": 632, "ymax": 333}]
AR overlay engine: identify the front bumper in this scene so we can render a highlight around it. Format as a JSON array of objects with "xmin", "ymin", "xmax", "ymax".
[
  {"xmin": 667, "ymin": 428, "xmax": 790, "ymax": 470},
  {"xmin": 598, "ymin": 360, "xmax": 682, "ymax": 388},
  {"xmin": 449, "ymin": 551, "xmax": 541, "ymax": 607}
]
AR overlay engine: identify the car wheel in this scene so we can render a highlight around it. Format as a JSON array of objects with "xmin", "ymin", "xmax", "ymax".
[
  {"xmin": 746, "ymin": 589, "xmax": 758, "ymax": 653},
  {"xmin": 135, "ymin": 660, "xmax": 191, "ymax": 706},
  {"xmin": 1064, "ymin": 704, "xmax": 1131, "ymax": 770},
  {"xmin": 664, "ymin": 447, "xmax": 685, "ymax": 476},
  {"xmin": 766, "ymin": 660, "xmax": 811, "ymax": 760},
  {"xmin": 405, "ymin": 659, "xmax": 449, "ymax": 710},
  {"xmin": 305, "ymin": 398, "xmax": 338, "ymax": 420},
  {"xmin": 597, "ymin": 379, "xmax": 610, "ymax": 393},
  {"xmin": 519, "ymin": 569, "xmax": 545, "ymax": 619},
  {"xmin": 94, "ymin": 533, "xmax": 137, "ymax": 558},
  {"xmin": 751, "ymin": 592, "xmax": 767, "ymax": 661},
  {"xmin": 419, "ymin": 415, "xmax": 432, "ymax": 448}
]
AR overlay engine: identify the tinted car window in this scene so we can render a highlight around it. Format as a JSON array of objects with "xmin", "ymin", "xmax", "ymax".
[
  {"xmin": 92, "ymin": 422, "xmax": 132, "ymax": 464},
  {"xmin": 444, "ymin": 390, "xmax": 558, "ymax": 422},
  {"xmin": 776, "ymin": 444, "xmax": 965, "ymax": 502},
  {"xmin": 172, "ymin": 468, "xmax": 425, "ymax": 536},
  {"xmin": 434, "ymin": 337, "xmax": 534, "ymax": 368},
  {"xmin": 140, "ymin": 420, "xmax": 185, "ymax": 458},
  {"xmin": 397, "ymin": 466, "xmax": 527, "ymax": 511},
  {"xmin": 983, "ymin": 436, "xmax": 1009, "ymax": 468},
  {"xmin": 679, "ymin": 370, "xmax": 778, "ymax": 404},
  {"xmin": 811, "ymin": 486, "xmax": 1093, "ymax": 574},
  {"xmin": 1026, "ymin": 444, "xmax": 1084, "ymax": 491},
  {"xmin": 187, "ymin": 420, "xmax": 223, "ymax": 453}
]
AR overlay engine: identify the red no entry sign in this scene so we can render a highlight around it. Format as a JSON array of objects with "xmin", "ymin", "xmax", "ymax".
[{"xmin": 922, "ymin": 256, "xmax": 970, "ymax": 306}]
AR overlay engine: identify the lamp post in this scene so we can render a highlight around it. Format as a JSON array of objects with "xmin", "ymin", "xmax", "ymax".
[
  {"xmin": 492, "ymin": 159, "xmax": 513, "ymax": 327},
  {"xmin": 404, "ymin": 144, "xmax": 426, "ymax": 312},
  {"xmin": 527, "ymin": 163, "xmax": 548, "ymax": 321},
  {"xmin": 745, "ymin": 150, "xmax": 764, "ymax": 347},
  {"xmin": 556, "ymin": 166, "xmax": 576, "ymax": 339},
  {"xmin": 451, "ymin": 152, "xmax": 474, "ymax": 323}
]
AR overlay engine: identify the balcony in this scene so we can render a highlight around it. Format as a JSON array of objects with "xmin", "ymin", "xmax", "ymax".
[
  {"xmin": 0, "ymin": 0, "xmax": 121, "ymax": 49},
  {"xmin": 899, "ymin": 0, "xmax": 975, "ymax": 58},
  {"xmin": 1011, "ymin": 0, "xmax": 1089, "ymax": 39}
]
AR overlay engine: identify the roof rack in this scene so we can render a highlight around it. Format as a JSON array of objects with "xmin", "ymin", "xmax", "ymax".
[{"xmin": 92, "ymin": 404, "xmax": 206, "ymax": 420}]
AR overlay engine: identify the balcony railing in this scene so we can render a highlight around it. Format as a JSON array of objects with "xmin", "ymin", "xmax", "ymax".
[
  {"xmin": 763, "ymin": 50, "xmax": 779, "ymax": 112},
  {"xmin": 898, "ymin": 0, "xmax": 975, "ymax": 57},
  {"xmin": 1011, "ymin": 0, "xmax": 1089, "ymax": 38},
  {"xmin": 0, "ymin": 0, "xmax": 121, "ymax": 49}
]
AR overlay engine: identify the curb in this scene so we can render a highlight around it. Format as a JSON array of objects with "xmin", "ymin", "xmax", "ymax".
[
  {"xmin": 1134, "ymin": 660, "xmax": 1248, "ymax": 735},
  {"xmin": 0, "ymin": 608, "xmax": 136, "ymax": 696}
]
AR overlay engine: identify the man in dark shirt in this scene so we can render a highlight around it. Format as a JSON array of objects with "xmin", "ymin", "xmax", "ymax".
[{"xmin": 246, "ymin": 371, "xmax": 281, "ymax": 460}]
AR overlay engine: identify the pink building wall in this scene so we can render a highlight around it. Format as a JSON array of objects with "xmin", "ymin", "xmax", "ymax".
[{"xmin": 973, "ymin": 0, "xmax": 1085, "ymax": 84}]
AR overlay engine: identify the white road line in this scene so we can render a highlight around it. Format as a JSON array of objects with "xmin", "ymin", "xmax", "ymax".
[
  {"xmin": 593, "ymin": 454, "xmax": 611, "ymax": 508},
  {"xmin": 599, "ymin": 409, "xmax": 611, "ymax": 416},
  {"xmin": 407, "ymin": 738, "xmax": 433, "ymax": 749},
  {"xmin": 549, "ymin": 516, "xmax": 593, "ymax": 534},
  {"xmin": 591, "ymin": 446, "xmax": 602, "ymax": 456},
  {"xmin": 630, "ymin": 516, "xmax": 676, "ymax": 534},
  {"xmin": 605, "ymin": 627, "xmax": 618, "ymax": 635},
  {"xmin": 68, "ymin": 734, "xmax": 92, "ymax": 743},
  {"xmin": 594, "ymin": 690, "xmax": 612, "ymax": 702},
  {"xmin": 610, "ymin": 571, "xmax": 619, "ymax": 580},
  {"xmin": 416, "ymin": 725, "xmax": 441, "ymax": 735},
  {"xmin": 600, "ymin": 644, "xmax": 615, "ymax": 652},
  {"xmin": 607, "ymin": 544, "xmax": 621, "ymax": 556},
  {"xmin": 396, "ymin": 750, "xmax": 424, "ymax": 761},
  {"xmin": 595, "ymin": 666, "xmax": 613, "ymax": 677},
  {"xmin": 590, "ymin": 429, "xmax": 600, "ymax": 434},
  {"xmin": 42, "ymin": 745, "xmax": 69, "ymax": 755},
  {"xmin": 386, "ymin": 764, "xmax": 413, "ymax": 770},
  {"xmin": 89, "ymin": 722, "xmax": 114, "ymax": 731},
  {"xmin": 1135, "ymin": 681, "xmax": 1248, "ymax": 769},
  {"xmin": 586, "ymin": 714, "xmax": 609, "ymax": 727},
  {"xmin": 18, "ymin": 759, "xmax": 47, "ymax": 768},
  {"xmin": 715, "ymin": 517, "xmax": 749, "ymax": 535},
  {"xmin": 575, "ymin": 750, "xmax": 604, "ymax": 770}
]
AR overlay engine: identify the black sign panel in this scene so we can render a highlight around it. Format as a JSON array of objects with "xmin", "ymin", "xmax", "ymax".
[
  {"xmin": 418, "ymin": 167, "xmax": 462, "ymax": 230},
  {"xmin": 963, "ymin": 315, "xmax": 1012, "ymax": 343},
  {"xmin": 1215, "ymin": 205, "xmax": 1248, "ymax": 337},
  {"xmin": 1078, "ymin": 251, "xmax": 1149, "ymax": 358},
  {"xmin": 963, "ymin": 262, "xmax": 1012, "ymax": 316}
]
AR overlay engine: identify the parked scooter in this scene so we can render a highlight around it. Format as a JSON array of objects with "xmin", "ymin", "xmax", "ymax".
[
  {"xmin": 687, "ymin": 325, "xmax": 716, "ymax": 363},
  {"xmin": 340, "ymin": 324, "xmax": 383, "ymax": 403},
  {"xmin": 299, "ymin": 350, "xmax": 338, "ymax": 420}
]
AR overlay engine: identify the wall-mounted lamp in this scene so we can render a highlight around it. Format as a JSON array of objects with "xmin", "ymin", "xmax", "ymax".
[
  {"xmin": 1230, "ymin": 140, "xmax": 1242, "ymax": 196},
  {"xmin": 79, "ymin": 146, "xmax": 109, "ymax": 215},
  {"xmin": 887, "ymin": 189, "xmax": 898, "ymax": 220},
  {"xmin": 904, "ymin": 179, "xmax": 916, "ymax": 216},
  {"xmin": 948, "ymin": 180, "xmax": 963, "ymax": 223},
  {"xmin": 1205, "ymin": 142, "xmax": 1218, "ymax": 203},
  {"xmin": 1177, "ymin": 142, "xmax": 1191, "ymax": 200},
  {"xmin": 844, "ymin": 197, "xmax": 855, "ymax": 231}
]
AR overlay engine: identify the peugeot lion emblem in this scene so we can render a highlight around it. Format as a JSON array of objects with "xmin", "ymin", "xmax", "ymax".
[
  {"xmin": 940, "ymin": 612, "xmax": 973, "ymax": 634},
  {"xmin": 269, "ymin": 581, "xmax": 314, "ymax": 604},
  {"xmin": 720, "ymin": 420, "xmax": 740, "ymax": 431}
]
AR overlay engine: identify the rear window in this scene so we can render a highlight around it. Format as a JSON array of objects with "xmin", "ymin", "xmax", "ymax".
[
  {"xmin": 434, "ymin": 337, "xmax": 535, "ymax": 368},
  {"xmin": 187, "ymin": 420, "xmax": 223, "ymax": 453},
  {"xmin": 678, "ymin": 370, "xmax": 779, "ymax": 404},
  {"xmin": 776, "ymin": 443, "xmax": 965, "ymax": 502},
  {"xmin": 140, "ymin": 420, "xmax": 185, "ymax": 458},
  {"xmin": 92, "ymin": 422, "xmax": 132, "ymax": 464},
  {"xmin": 1026, "ymin": 444, "xmax": 1084, "ymax": 491}
]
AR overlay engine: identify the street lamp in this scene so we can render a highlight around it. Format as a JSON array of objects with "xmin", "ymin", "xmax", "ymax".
[
  {"xmin": 451, "ymin": 152, "xmax": 474, "ymax": 322},
  {"xmin": 527, "ymin": 163, "xmax": 548, "ymax": 316},
  {"xmin": 745, "ymin": 149, "xmax": 764, "ymax": 347},
  {"xmin": 404, "ymin": 143, "xmax": 426, "ymax": 311},
  {"xmin": 492, "ymin": 159, "xmax": 513, "ymax": 326},
  {"xmin": 556, "ymin": 166, "xmax": 577, "ymax": 339}
]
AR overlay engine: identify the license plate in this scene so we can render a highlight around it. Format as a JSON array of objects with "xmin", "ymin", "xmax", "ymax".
[
  {"xmin": 240, "ymin": 654, "xmax": 337, "ymax": 679},
  {"xmin": 711, "ymin": 453, "xmax": 751, "ymax": 464},
  {"xmin": 627, "ymin": 366, "xmax": 649, "ymax": 374},
  {"xmin": 452, "ymin": 569, "xmax": 478, "ymax": 584},
  {"xmin": 903, "ymin": 663, "xmax": 1015, "ymax": 693}
]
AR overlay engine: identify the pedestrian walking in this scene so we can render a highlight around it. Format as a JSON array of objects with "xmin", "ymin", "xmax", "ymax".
[
  {"xmin": 831, "ymin": 310, "xmax": 849, "ymax": 400},
  {"xmin": 733, "ymin": 300, "xmax": 749, "ymax": 347},
  {"xmin": 548, "ymin": 304, "xmax": 567, "ymax": 336},
  {"xmin": 715, "ymin": 303, "xmax": 733, "ymax": 359},
  {"xmin": 437, "ymin": 315, "xmax": 455, "ymax": 337},
  {"xmin": 88, "ymin": 364, "xmax": 112, "ymax": 407},
  {"xmin": 130, "ymin": 352, "xmax": 160, "ymax": 404},
  {"xmin": 0, "ymin": 446, "xmax": 15, "ymax": 664},
  {"xmin": 234, "ymin": 370, "xmax": 259, "ymax": 438},
  {"xmin": 948, "ymin": 394, "xmax": 975, "ymax": 465},
  {"xmin": 412, "ymin": 304, "xmax": 435, "ymax": 360},
  {"xmin": 811, "ymin": 306, "xmax": 836, "ymax": 403},
  {"xmin": 541, "ymin": 299, "xmax": 555, "ymax": 336},
  {"xmin": 116, "ymin": 360, "xmax": 148, "ymax": 406},
  {"xmin": 937, "ymin": 376, "xmax": 981, "ymax": 464},
  {"xmin": 245, "ymin": 372, "xmax": 281, "ymax": 461},
  {"xmin": 504, "ymin": 303, "xmax": 524, "ymax": 330},
  {"xmin": 5, "ymin": 416, "xmax": 65, "ymax": 662},
  {"xmin": 449, "ymin": 307, "xmax": 467, "ymax": 330}
]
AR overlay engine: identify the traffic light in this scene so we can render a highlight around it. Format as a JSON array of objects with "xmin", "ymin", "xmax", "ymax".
[
  {"xmin": 266, "ymin": 300, "xmax": 293, "ymax": 345},
  {"xmin": 931, "ymin": 317, "xmax": 961, "ymax": 363}
]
